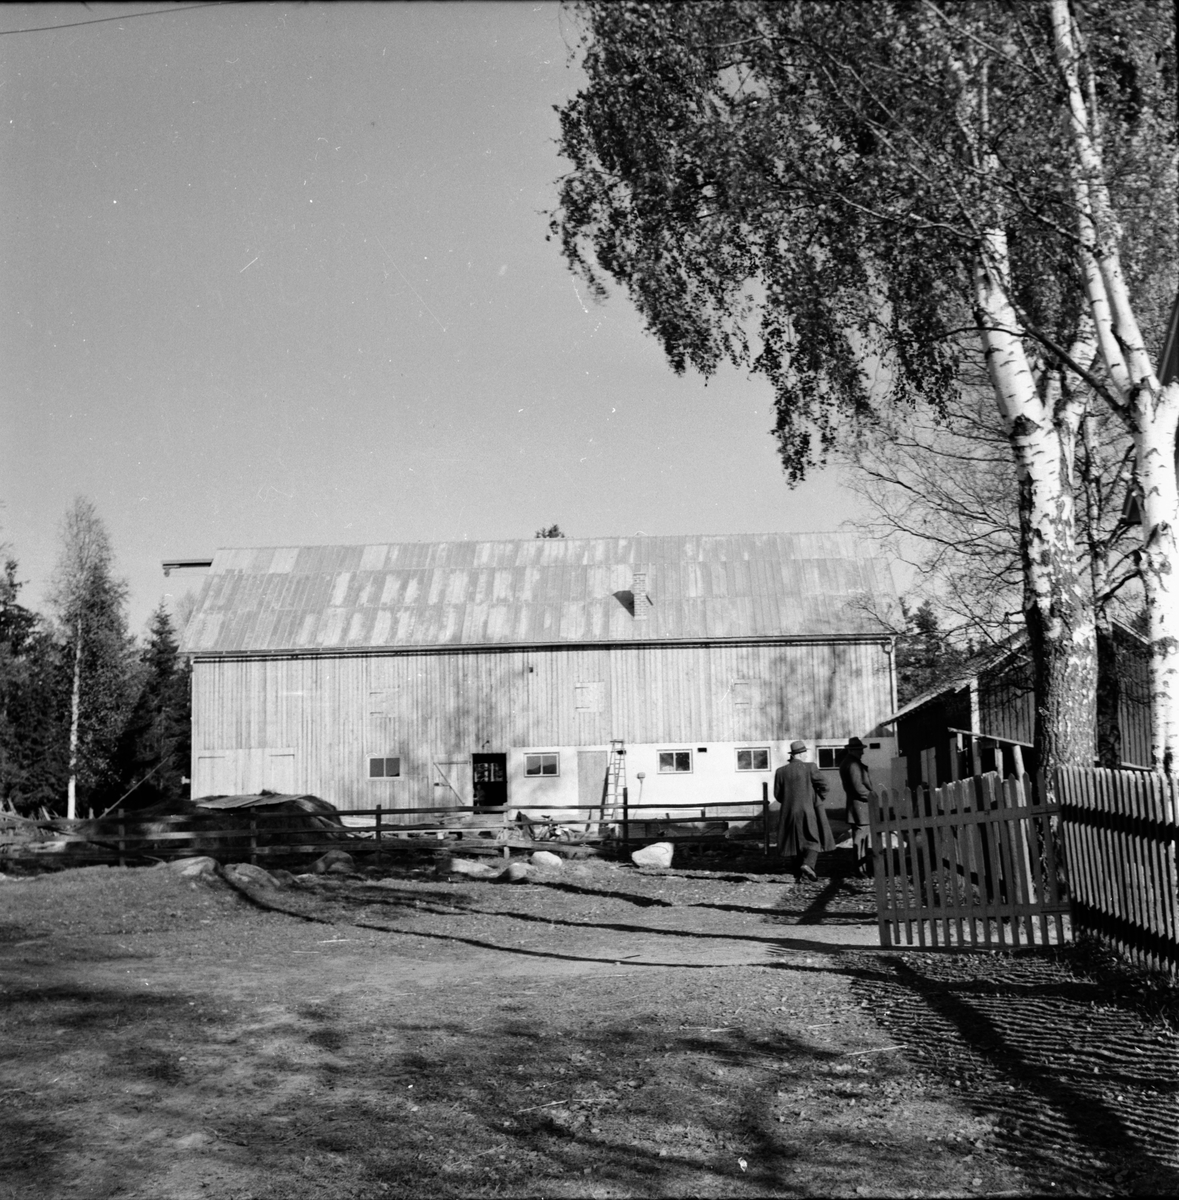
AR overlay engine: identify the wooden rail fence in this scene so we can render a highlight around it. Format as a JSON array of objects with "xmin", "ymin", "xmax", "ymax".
[
  {"xmin": 1055, "ymin": 766, "xmax": 1179, "ymax": 976},
  {"xmin": 1, "ymin": 795, "xmax": 771, "ymax": 867},
  {"xmin": 870, "ymin": 773, "xmax": 1069, "ymax": 950}
]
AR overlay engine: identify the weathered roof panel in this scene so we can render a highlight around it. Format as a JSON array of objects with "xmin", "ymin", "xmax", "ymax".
[{"xmin": 181, "ymin": 532, "xmax": 898, "ymax": 655}]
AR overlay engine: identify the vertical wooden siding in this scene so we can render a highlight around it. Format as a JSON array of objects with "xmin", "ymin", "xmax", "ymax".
[{"xmin": 192, "ymin": 640, "xmax": 892, "ymax": 809}]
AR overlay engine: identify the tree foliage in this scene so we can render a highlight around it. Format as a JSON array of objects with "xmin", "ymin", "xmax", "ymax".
[
  {"xmin": 894, "ymin": 600, "xmax": 972, "ymax": 708},
  {"xmin": 535, "ymin": 524, "xmax": 566, "ymax": 539},
  {"xmin": 553, "ymin": 2, "xmax": 1174, "ymax": 475},
  {"xmin": 105, "ymin": 604, "xmax": 191, "ymax": 811},
  {"xmin": 551, "ymin": 0, "xmax": 1179, "ymax": 769},
  {"xmin": 0, "ymin": 559, "xmax": 68, "ymax": 812}
]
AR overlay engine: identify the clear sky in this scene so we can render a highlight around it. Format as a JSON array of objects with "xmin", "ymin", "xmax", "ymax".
[{"xmin": 1, "ymin": 1, "xmax": 867, "ymax": 636}]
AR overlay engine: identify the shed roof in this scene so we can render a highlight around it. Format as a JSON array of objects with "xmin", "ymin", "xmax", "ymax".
[{"xmin": 181, "ymin": 532, "xmax": 898, "ymax": 656}]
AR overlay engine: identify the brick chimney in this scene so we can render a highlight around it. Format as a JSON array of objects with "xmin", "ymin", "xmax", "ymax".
[{"xmin": 632, "ymin": 565, "xmax": 651, "ymax": 620}]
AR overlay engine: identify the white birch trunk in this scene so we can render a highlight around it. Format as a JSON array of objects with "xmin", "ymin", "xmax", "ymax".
[
  {"xmin": 67, "ymin": 618, "xmax": 82, "ymax": 821},
  {"xmin": 1050, "ymin": 0, "xmax": 1179, "ymax": 767},
  {"xmin": 975, "ymin": 230, "xmax": 1096, "ymax": 773},
  {"xmin": 1131, "ymin": 385, "xmax": 1179, "ymax": 768}
]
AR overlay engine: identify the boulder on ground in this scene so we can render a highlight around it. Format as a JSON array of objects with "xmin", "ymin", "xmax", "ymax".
[
  {"xmin": 529, "ymin": 850, "xmax": 564, "ymax": 871},
  {"xmin": 631, "ymin": 841, "xmax": 674, "ymax": 869},
  {"xmin": 268, "ymin": 868, "xmax": 298, "ymax": 886},
  {"xmin": 312, "ymin": 849, "xmax": 355, "ymax": 875},
  {"xmin": 168, "ymin": 856, "xmax": 219, "ymax": 878},
  {"xmin": 225, "ymin": 862, "xmax": 280, "ymax": 888},
  {"xmin": 499, "ymin": 861, "xmax": 532, "ymax": 883},
  {"xmin": 436, "ymin": 855, "xmax": 501, "ymax": 879}
]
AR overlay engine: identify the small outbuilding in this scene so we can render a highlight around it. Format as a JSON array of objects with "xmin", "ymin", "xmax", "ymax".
[
  {"xmin": 180, "ymin": 532, "xmax": 901, "ymax": 815},
  {"xmin": 884, "ymin": 623, "xmax": 1152, "ymax": 789}
]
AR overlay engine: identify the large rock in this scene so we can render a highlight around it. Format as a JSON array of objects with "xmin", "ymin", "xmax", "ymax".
[
  {"xmin": 225, "ymin": 862, "xmax": 280, "ymax": 888},
  {"xmin": 168, "ymin": 856, "xmax": 219, "ymax": 878},
  {"xmin": 312, "ymin": 849, "xmax": 355, "ymax": 875},
  {"xmin": 631, "ymin": 842, "xmax": 674, "ymax": 869},
  {"xmin": 436, "ymin": 855, "xmax": 501, "ymax": 879},
  {"xmin": 529, "ymin": 850, "xmax": 564, "ymax": 871},
  {"xmin": 499, "ymin": 861, "xmax": 532, "ymax": 884}
]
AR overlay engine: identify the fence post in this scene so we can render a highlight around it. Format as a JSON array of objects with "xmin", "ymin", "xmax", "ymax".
[
  {"xmin": 762, "ymin": 782, "xmax": 770, "ymax": 856},
  {"xmin": 622, "ymin": 786, "xmax": 629, "ymax": 853},
  {"xmin": 117, "ymin": 809, "xmax": 125, "ymax": 868},
  {"xmin": 249, "ymin": 811, "xmax": 257, "ymax": 865},
  {"xmin": 374, "ymin": 803, "xmax": 382, "ymax": 868}
]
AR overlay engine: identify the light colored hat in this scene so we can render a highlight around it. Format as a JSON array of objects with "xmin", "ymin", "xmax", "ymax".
[{"xmin": 789, "ymin": 739, "xmax": 807, "ymax": 754}]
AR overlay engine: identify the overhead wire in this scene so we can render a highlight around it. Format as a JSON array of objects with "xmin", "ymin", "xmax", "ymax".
[{"xmin": 0, "ymin": 2, "xmax": 238, "ymax": 38}]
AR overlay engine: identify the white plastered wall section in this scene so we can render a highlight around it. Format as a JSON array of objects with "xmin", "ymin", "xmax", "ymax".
[{"xmin": 505, "ymin": 736, "xmax": 897, "ymax": 821}]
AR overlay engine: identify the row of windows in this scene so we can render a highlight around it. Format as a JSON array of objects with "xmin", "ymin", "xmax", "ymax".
[{"xmin": 366, "ymin": 748, "xmax": 799, "ymax": 779}]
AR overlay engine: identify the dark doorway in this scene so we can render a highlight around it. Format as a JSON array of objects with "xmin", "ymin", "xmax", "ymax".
[{"xmin": 472, "ymin": 753, "xmax": 507, "ymax": 808}]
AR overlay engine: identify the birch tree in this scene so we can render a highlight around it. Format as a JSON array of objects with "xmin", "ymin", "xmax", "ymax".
[
  {"xmin": 551, "ymin": 0, "xmax": 1178, "ymax": 771},
  {"xmin": 846, "ymin": 382, "xmax": 1140, "ymax": 762},
  {"xmin": 46, "ymin": 498, "xmax": 135, "ymax": 818}
]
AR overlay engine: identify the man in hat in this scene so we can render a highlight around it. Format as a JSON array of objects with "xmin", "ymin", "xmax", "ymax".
[
  {"xmin": 839, "ymin": 736, "xmax": 875, "ymax": 878},
  {"xmin": 773, "ymin": 739, "xmax": 833, "ymax": 882}
]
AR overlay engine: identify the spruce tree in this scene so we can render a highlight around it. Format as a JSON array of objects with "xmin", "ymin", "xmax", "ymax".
[
  {"xmin": 107, "ymin": 605, "xmax": 191, "ymax": 811},
  {"xmin": 0, "ymin": 559, "xmax": 68, "ymax": 812}
]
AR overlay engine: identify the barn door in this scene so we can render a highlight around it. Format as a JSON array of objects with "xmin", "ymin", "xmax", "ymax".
[
  {"xmin": 472, "ymin": 753, "xmax": 507, "ymax": 808},
  {"xmin": 263, "ymin": 750, "xmax": 296, "ymax": 795},
  {"xmin": 577, "ymin": 750, "xmax": 610, "ymax": 811},
  {"xmin": 432, "ymin": 760, "xmax": 471, "ymax": 807},
  {"xmin": 194, "ymin": 753, "xmax": 232, "ymax": 798}
]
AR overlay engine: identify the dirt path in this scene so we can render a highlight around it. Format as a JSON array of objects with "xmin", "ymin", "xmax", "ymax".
[{"xmin": 1, "ymin": 854, "xmax": 1176, "ymax": 1198}]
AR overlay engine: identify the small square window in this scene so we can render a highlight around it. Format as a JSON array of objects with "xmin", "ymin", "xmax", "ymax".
[
  {"xmin": 817, "ymin": 747, "xmax": 838, "ymax": 770},
  {"xmin": 369, "ymin": 756, "xmax": 400, "ymax": 778},
  {"xmin": 658, "ymin": 750, "xmax": 692, "ymax": 773},
  {"xmin": 524, "ymin": 752, "xmax": 559, "ymax": 777},
  {"xmin": 736, "ymin": 748, "xmax": 770, "ymax": 771}
]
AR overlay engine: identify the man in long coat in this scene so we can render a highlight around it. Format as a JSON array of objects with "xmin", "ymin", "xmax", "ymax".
[
  {"xmin": 773, "ymin": 739, "xmax": 833, "ymax": 882},
  {"xmin": 839, "ymin": 736, "xmax": 875, "ymax": 878}
]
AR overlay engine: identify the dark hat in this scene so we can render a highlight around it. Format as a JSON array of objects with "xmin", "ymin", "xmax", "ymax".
[
  {"xmin": 789, "ymin": 739, "xmax": 807, "ymax": 754},
  {"xmin": 847, "ymin": 736, "xmax": 865, "ymax": 750}
]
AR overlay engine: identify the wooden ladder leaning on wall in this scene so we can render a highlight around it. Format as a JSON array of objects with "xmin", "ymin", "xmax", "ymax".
[{"xmin": 600, "ymin": 739, "xmax": 627, "ymax": 832}]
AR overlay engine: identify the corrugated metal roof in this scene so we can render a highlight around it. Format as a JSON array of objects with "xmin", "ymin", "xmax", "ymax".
[{"xmin": 182, "ymin": 532, "xmax": 899, "ymax": 655}]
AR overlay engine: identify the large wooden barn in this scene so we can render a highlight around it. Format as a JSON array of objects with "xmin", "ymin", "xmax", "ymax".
[{"xmin": 180, "ymin": 532, "xmax": 900, "ymax": 814}]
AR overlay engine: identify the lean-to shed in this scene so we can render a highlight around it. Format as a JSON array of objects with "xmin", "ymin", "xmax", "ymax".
[
  {"xmin": 180, "ymin": 532, "xmax": 900, "ymax": 813},
  {"xmin": 883, "ymin": 623, "xmax": 1152, "ymax": 788}
]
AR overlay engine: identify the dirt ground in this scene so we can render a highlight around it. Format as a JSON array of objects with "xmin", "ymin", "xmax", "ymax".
[{"xmin": 1, "ymin": 846, "xmax": 1177, "ymax": 1199}]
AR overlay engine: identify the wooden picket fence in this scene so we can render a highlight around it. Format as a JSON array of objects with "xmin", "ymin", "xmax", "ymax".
[
  {"xmin": 1055, "ymin": 766, "xmax": 1179, "ymax": 976},
  {"xmin": 869, "ymin": 773, "xmax": 1069, "ymax": 950}
]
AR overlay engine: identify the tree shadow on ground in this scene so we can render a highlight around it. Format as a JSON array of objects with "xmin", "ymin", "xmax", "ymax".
[
  {"xmin": 846, "ymin": 949, "xmax": 1179, "ymax": 1196},
  {"xmin": 0, "ymin": 957, "xmax": 1003, "ymax": 1199}
]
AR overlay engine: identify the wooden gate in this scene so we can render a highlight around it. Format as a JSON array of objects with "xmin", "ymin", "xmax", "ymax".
[{"xmin": 869, "ymin": 772, "xmax": 1069, "ymax": 949}]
